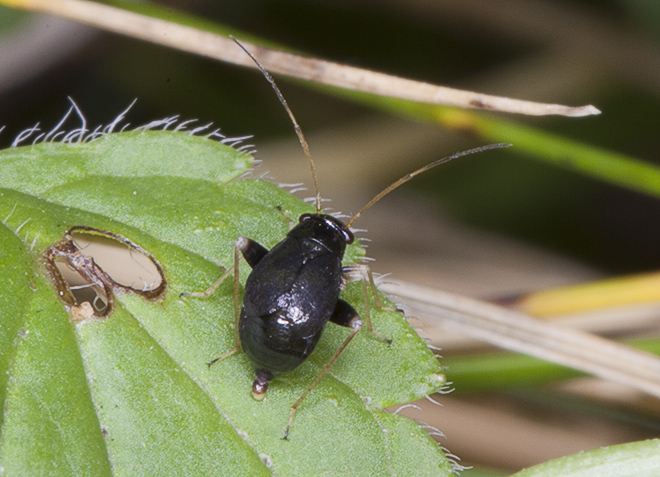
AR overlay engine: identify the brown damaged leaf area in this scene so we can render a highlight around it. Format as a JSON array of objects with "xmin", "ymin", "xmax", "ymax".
[{"xmin": 43, "ymin": 226, "xmax": 166, "ymax": 320}]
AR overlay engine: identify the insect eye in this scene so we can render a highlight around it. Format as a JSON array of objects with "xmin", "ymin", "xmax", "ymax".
[{"xmin": 299, "ymin": 213, "xmax": 312, "ymax": 223}]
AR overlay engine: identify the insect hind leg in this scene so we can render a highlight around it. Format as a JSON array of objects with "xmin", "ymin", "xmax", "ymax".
[
  {"xmin": 283, "ymin": 303, "xmax": 363, "ymax": 440},
  {"xmin": 342, "ymin": 263, "xmax": 393, "ymax": 344},
  {"xmin": 283, "ymin": 280, "xmax": 395, "ymax": 439}
]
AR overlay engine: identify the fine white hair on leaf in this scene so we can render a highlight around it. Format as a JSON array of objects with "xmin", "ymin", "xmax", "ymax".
[
  {"xmin": 235, "ymin": 141, "xmax": 255, "ymax": 150},
  {"xmin": 63, "ymin": 128, "xmax": 83, "ymax": 143},
  {"xmin": 324, "ymin": 209, "xmax": 340, "ymax": 217},
  {"xmin": 222, "ymin": 135, "xmax": 253, "ymax": 146},
  {"xmin": 424, "ymin": 394, "xmax": 443, "ymax": 406},
  {"xmin": 15, "ymin": 218, "xmax": 31, "ymax": 234},
  {"xmin": 235, "ymin": 142, "xmax": 256, "ymax": 151},
  {"xmin": 391, "ymin": 404, "xmax": 461, "ymax": 468},
  {"xmin": 451, "ymin": 462, "xmax": 472, "ymax": 474},
  {"xmin": 303, "ymin": 196, "xmax": 331, "ymax": 205},
  {"xmin": 391, "ymin": 403, "xmax": 422, "ymax": 414},
  {"xmin": 277, "ymin": 182, "xmax": 304, "ymax": 188},
  {"xmin": 44, "ymin": 105, "xmax": 74, "ymax": 142},
  {"xmin": 161, "ymin": 116, "xmax": 181, "ymax": 130},
  {"xmin": 236, "ymin": 169, "xmax": 257, "ymax": 182},
  {"xmin": 440, "ymin": 446, "xmax": 470, "ymax": 475},
  {"xmin": 436, "ymin": 383, "xmax": 455, "ymax": 395},
  {"xmin": 67, "ymin": 97, "xmax": 87, "ymax": 143},
  {"xmin": 30, "ymin": 232, "xmax": 41, "ymax": 252},
  {"xmin": 105, "ymin": 98, "xmax": 137, "ymax": 134},
  {"xmin": 12, "ymin": 123, "xmax": 40, "ymax": 147},
  {"xmin": 420, "ymin": 424, "xmax": 446, "ymax": 439},
  {"xmin": 85, "ymin": 125, "xmax": 104, "ymax": 143},
  {"xmin": 174, "ymin": 119, "xmax": 198, "ymax": 131},
  {"xmin": 425, "ymin": 342, "xmax": 443, "ymax": 352},
  {"xmin": 190, "ymin": 122, "xmax": 213, "ymax": 135},
  {"xmin": 440, "ymin": 446, "xmax": 471, "ymax": 475},
  {"xmin": 135, "ymin": 116, "xmax": 180, "ymax": 131},
  {"xmin": 10, "ymin": 100, "xmax": 256, "ymax": 156},
  {"xmin": 3, "ymin": 203, "xmax": 17, "ymax": 225},
  {"xmin": 205, "ymin": 128, "xmax": 224, "ymax": 139}
]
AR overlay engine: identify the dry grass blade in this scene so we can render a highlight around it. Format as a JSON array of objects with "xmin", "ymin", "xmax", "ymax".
[
  {"xmin": 380, "ymin": 280, "xmax": 660, "ymax": 398},
  {"xmin": 4, "ymin": 0, "xmax": 599, "ymax": 117}
]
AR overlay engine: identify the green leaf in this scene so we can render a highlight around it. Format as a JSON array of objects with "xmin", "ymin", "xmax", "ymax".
[
  {"xmin": 0, "ymin": 129, "xmax": 450, "ymax": 475},
  {"xmin": 512, "ymin": 439, "xmax": 660, "ymax": 477}
]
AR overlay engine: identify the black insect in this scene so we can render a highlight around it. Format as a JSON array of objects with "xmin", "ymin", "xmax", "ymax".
[{"xmin": 185, "ymin": 38, "xmax": 509, "ymax": 439}]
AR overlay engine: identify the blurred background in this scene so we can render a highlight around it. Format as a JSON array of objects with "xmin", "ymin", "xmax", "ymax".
[{"xmin": 2, "ymin": 0, "xmax": 660, "ymax": 473}]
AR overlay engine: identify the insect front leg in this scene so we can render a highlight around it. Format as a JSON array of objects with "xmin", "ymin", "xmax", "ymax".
[
  {"xmin": 180, "ymin": 265, "xmax": 234, "ymax": 299},
  {"xmin": 342, "ymin": 263, "xmax": 393, "ymax": 344},
  {"xmin": 181, "ymin": 235, "xmax": 269, "ymax": 300},
  {"xmin": 283, "ymin": 299, "xmax": 363, "ymax": 440},
  {"xmin": 237, "ymin": 235, "xmax": 270, "ymax": 268},
  {"xmin": 184, "ymin": 236, "xmax": 271, "ymax": 367},
  {"xmin": 209, "ymin": 236, "xmax": 273, "ymax": 367}
]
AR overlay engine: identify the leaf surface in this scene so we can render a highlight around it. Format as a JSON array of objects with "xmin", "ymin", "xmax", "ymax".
[
  {"xmin": 0, "ymin": 130, "xmax": 450, "ymax": 475},
  {"xmin": 513, "ymin": 439, "xmax": 660, "ymax": 477}
]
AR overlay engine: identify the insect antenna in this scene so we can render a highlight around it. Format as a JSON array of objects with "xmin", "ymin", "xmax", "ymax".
[
  {"xmin": 345, "ymin": 143, "xmax": 511, "ymax": 227},
  {"xmin": 231, "ymin": 36, "xmax": 323, "ymax": 214}
]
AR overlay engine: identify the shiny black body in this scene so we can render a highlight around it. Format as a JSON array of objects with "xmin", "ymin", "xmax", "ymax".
[{"xmin": 238, "ymin": 213, "xmax": 356, "ymax": 386}]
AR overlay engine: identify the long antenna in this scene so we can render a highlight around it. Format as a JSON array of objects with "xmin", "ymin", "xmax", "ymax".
[
  {"xmin": 231, "ymin": 36, "xmax": 323, "ymax": 213},
  {"xmin": 346, "ymin": 143, "xmax": 511, "ymax": 227}
]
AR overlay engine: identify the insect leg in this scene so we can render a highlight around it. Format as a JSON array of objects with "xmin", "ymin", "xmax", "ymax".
[
  {"xmin": 283, "ymin": 301, "xmax": 363, "ymax": 440},
  {"xmin": 181, "ymin": 265, "xmax": 234, "ymax": 299},
  {"xmin": 238, "ymin": 236, "xmax": 269, "ymax": 268},
  {"xmin": 206, "ymin": 236, "xmax": 272, "ymax": 368},
  {"xmin": 181, "ymin": 235, "xmax": 268, "ymax": 299},
  {"xmin": 205, "ymin": 238, "xmax": 241, "ymax": 366},
  {"xmin": 274, "ymin": 205, "xmax": 296, "ymax": 226},
  {"xmin": 342, "ymin": 264, "xmax": 392, "ymax": 343}
]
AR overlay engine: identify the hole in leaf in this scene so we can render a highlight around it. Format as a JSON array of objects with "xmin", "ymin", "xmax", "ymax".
[
  {"xmin": 52, "ymin": 260, "xmax": 110, "ymax": 315},
  {"xmin": 43, "ymin": 226, "xmax": 166, "ymax": 320},
  {"xmin": 70, "ymin": 231, "xmax": 163, "ymax": 293}
]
